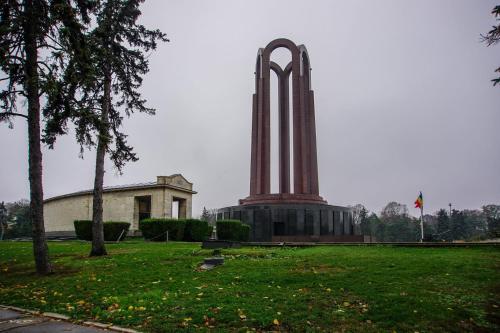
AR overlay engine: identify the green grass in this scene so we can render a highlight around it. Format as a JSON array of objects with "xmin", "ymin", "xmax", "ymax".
[{"xmin": 0, "ymin": 241, "xmax": 499, "ymax": 332}]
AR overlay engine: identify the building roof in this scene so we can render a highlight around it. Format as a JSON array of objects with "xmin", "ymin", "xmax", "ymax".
[{"xmin": 44, "ymin": 175, "xmax": 197, "ymax": 203}]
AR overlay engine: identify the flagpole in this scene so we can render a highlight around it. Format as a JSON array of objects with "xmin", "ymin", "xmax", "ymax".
[{"xmin": 420, "ymin": 206, "xmax": 424, "ymax": 243}]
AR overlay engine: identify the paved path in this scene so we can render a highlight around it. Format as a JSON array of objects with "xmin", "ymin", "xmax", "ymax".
[{"xmin": 0, "ymin": 307, "xmax": 136, "ymax": 333}]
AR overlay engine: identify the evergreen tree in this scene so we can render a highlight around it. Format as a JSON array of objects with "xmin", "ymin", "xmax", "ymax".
[
  {"xmin": 0, "ymin": 202, "xmax": 7, "ymax": 240},
  {"xmin": 482, "ymin": 204, "xmax": 500, "ymax": 238},
  {"xmin": 358, "ymin": 206, "xmax": 370, "ymax": 236},
  {"xmin": 201, "ymin": 207, "xmax": 210, "ymax": 221},
  {"xmin": 436, "ymin": 209, "xmax": 450, "ymax": 241},
  {"xmin": 449, "ymin": 209, "xmax": 466, "ymax": 240},
  {"xmin": 372, "ymin": 214, "xmax": 385, "ymax": 242},
  {"xmin": 0, "ymin": 0, "xmax": 94, "ymax": 274},
  {"xmin": 4, "ymin": 199, "xmax": 32, "ymax": 239},
  {"xmin": 481, "ymin": 6, "xmax": 500, "ymax": 86},
  {"xmin": 422, "ymin": 214, "xmax": 437, "ymax": 241},
  {"xmin": 44, "ymin": 0, "xmax": 168, "ymax": 256}
]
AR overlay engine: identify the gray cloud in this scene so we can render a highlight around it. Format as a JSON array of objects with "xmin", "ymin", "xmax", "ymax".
[{"xmin": 1, "ymin": 0, "xmax": 499, "ymax": 217}]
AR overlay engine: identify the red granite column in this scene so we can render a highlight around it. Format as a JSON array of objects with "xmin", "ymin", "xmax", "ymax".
[
  {"xmin": 279, "ymin": 68, "xmax": 290, "ymax": 194},
  {"xmin": 261, "ymin": 55, "xmax": 271, "ymax": 194},
  {"xmin": 271, "ymin": 61, "xmax": 291, "ymax": 195},
  {"xmin": 255, "ymin": 75, "xmax": 264, "ymax": 194},
  {"xmin": 301, "ymin": 69, "xmax": 312, "ymax": 194},
  {"xmin": 290, "ymin": 52, "xmax": 303, "ymax": 194},
  {"xmin": 308, "ymin": 90, "xmax": 319, "ymax": 195},
  {"xmin": 250, "ymin": 93, "xmax": 258, "ymax": 195}
]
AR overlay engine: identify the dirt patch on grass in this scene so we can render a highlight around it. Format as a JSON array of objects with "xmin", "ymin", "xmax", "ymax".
[
  {"xmin": 2, "ymin": 263, "xmax": 80, "ymax": 277},
  {"xmin": 222, "ymin": 251, "xmax": 280, "ymax": 260},
  {"xmin": 290, "ymin": 263, "xmax": 347, "ymax": 274}
]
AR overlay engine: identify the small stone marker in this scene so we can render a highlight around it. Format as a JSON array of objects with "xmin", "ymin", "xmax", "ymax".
[{"xmin": 199, "ymin": 257, "xmax": 224, "ymax": 270}]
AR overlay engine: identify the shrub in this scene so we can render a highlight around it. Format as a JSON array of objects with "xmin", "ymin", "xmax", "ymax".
[
  {"xmin": 183, "ymin": 219, "xmax": 211, "ymax": 242},
  {"xmin": 104, "ymin": 221, "xmax": 130, "ymax": 241},
  {"xmin": 207, "ymin": 225, "xmax": 214, "ymax": 239},
  {"xmin": 238, "ymin": 223, "xmax": 250, "ymax": 242},
  {"xmin": 74, "ymin": 220, "xmax": 93, "ymax": 241},
  {"xmin": 216, "ymin": 220, "xmax": 251, "ymax": 241},
  {"xmin": 139, "ymin": 218, "xmax": 186, "ymax": 241},
  {"xmin": 73, "ymin": 220, "xmax": 130, "ymax": 241}
]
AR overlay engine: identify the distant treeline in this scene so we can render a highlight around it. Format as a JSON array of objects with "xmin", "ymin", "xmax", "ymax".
[
  {"xmin": 351, "ymin": 202, "xmax": 500, "ymax": 242},
  {"xmin": 1, "ymin": 199, "xmax": 31, "ymax": 239},
  {"xmin": 3, "ymin": 200, "xmax": 500, "ymax": 242}
]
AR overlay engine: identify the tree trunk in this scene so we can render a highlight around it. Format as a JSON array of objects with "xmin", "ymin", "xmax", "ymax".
[
  {"xmin": 90, "ymin": 71, "xmax": 111, "ymax": 257},
  {"xmin": 24, "ymin": 0, "xmax": 52, "ymax": 274}
]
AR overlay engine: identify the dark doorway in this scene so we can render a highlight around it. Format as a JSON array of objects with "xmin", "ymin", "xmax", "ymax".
[
  {"xmin": 135, "ymin": 196, "xmax": 151, "ymax": 222},
  {"xmin": 274, "ymin": 222, "xmax": 285, "ymax": 236}
]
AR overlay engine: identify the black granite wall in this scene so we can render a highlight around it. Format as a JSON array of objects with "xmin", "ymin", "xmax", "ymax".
[{"xmin": 217, "ymin": 203, "xmax": 359, "ymax": 242}]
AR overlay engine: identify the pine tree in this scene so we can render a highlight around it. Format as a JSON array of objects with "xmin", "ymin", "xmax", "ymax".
[
  {"xmin": 0, "ymin": 202, "xmax": 7, "ymax": 240},
  {"xmin": 482, "ymin": 205, "xmax": 500, "ymax": 238},
  {"xmin": 44, "ymin": 0, "xmax": 168, "ymax": 256},
  {"xmin": 481, "ymin": 6, "xmax": 500, "ymax": 86},
  {"xmin": 0, "ymin": 0, "xmax": 94, "ymax": 274},
  {"xmin": 201, "ymin": 207, "xmax": 210, "ymax": 221},
  {"xmin": 436, "ymin": 209, "xmax": 450, "ymax": 241}
]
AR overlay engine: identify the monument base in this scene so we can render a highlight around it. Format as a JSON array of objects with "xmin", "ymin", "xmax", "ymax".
[{"xmin": 217, "ymin": 202, "xmax": 358, "ymax": 242}]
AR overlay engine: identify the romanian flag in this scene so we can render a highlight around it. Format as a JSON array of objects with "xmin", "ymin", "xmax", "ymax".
[{"xmin": 414, "ymin": 192, "xmax": 423, "ymax": 209}]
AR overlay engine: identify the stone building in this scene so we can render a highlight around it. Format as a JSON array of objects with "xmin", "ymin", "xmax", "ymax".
[{"xmin": 44, "ymin": 175, "xmax": 196, "ymax": 236}]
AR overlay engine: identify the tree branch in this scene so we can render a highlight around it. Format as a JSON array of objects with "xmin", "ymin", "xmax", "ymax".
[{"xmin": 0, "ymin": 112, "xmax": 28, "ymax": 119}]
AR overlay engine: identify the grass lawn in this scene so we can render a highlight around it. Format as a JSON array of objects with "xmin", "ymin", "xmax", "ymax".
[{"xmin": 0, "ymin": 241, "xmax": 499, "ymax": 332}]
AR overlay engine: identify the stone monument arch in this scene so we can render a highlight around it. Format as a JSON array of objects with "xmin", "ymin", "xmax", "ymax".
[
  {"xmin": 219, "ymin": 38, "xmax": 361, "ymax": 243},
  {"xmin": 243, "ymin": 38, "xmax": 324, "ymax": 205}
]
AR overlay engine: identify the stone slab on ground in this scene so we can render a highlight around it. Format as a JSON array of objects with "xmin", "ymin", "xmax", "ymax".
[
  {"xmin": 6, "ymin": 320, "xmax": 104, "ymax": 332},
  {"xmin": 0, "ymin": 308, "xmax": 25, "ymax": 321},
  {"xmin": 0, "ymin": 315, "xmax": 49, "ymax": 331}
]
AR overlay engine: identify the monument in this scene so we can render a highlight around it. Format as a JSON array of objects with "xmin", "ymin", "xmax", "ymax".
[{"xmin": 218, "ymin": 38, "xmax": 362, "ymax": 242}]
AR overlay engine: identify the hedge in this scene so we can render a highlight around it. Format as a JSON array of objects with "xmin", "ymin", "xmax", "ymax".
[
  {"xmin": 73, "ymin": 220, "xmax": 130, "ymax": 241},
  {"xmin": 74, "ymin": 220, "xmax": 93, "ymax": 241},
  {"xmin": 139, "ymin": 218, "xmax": 186, "ymax": 241},
  {"xmin": 104, "ymin": 222, "xmax": 131, "ymax": 241},
  {"xmin": 183, "ymin": 219, "xmax": 211, "ymax": 242},
  {"xmin": 216, "ymin": 220, "xmax": 250, "ymax": 242}
]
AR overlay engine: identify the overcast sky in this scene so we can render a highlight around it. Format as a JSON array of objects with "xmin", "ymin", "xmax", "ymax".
[{"xmin": 1, "ymin": 0, "xmax": 499, "ymax": 217}]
